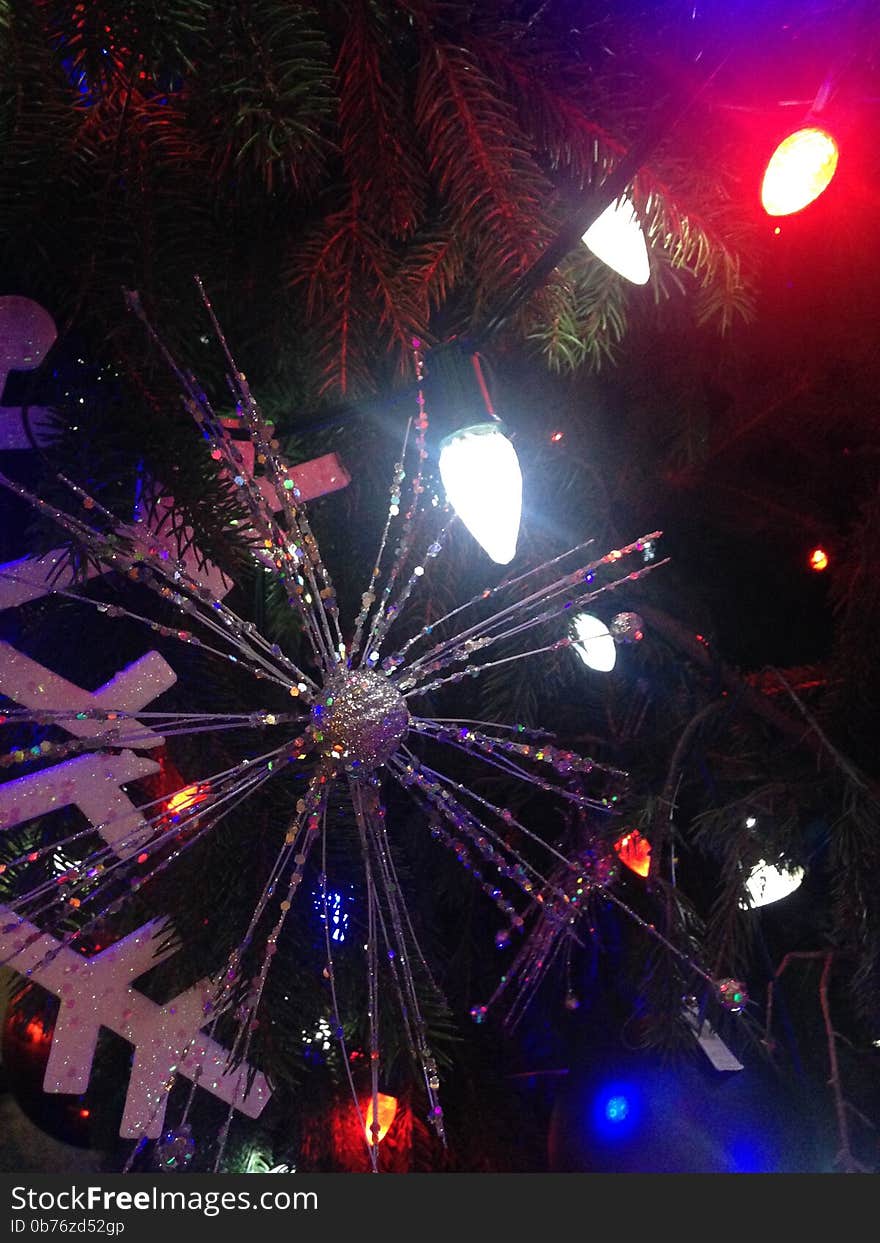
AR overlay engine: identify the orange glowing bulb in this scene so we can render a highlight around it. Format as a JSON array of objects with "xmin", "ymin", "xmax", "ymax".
[
  {"xmin": 809, "ymin": 547, "xmax": 829, "ymax": 572},
  {"xmin": 613, "ymin": 829, "xmax": 651, "ymax": 878},
  {"xmin": 761, "ymin": 127, "xmax": 838, "ymax": 217},
  {"xmin": 364, "ymin": 1093, "xmax": 398, "ymax": 1145}
]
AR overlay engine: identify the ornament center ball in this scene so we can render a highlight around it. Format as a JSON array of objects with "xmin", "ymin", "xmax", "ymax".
[{"xmin": 311, "ymin": 670, "xmax": 410, "ymax": 773}]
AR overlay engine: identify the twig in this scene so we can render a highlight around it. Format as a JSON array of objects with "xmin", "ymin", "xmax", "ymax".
[{"xmin": 765, "ymin": 950, "xmax": 874, "ymax": 1173}]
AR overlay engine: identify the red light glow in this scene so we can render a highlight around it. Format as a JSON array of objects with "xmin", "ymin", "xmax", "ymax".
[
  {"xmin": 761, "ymin": 128, "xmax": 838, "ymax": 217},
  {"xmin": 550, "ymin": 431, "xmax": 564, "ymax": 443},
  {"xmin": 24, "ymin": 1017, "xmax": 50, "ymax": 1045}
]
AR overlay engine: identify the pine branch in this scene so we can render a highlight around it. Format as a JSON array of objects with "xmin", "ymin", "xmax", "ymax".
[
  {"xmin": 414, "ymin": 37, "xmax": 553, "ymax": 305},
  {"xmin": 189, "ymin": 0, "xmax": 335, "ymax": 194},
  {"xmin": 335, "ymin": 0, "xmax": 425, "ymax": 238}
]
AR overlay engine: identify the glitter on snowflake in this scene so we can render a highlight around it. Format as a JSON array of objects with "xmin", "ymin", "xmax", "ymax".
[{"xmin": 0, "ymin": 916, "xmax": 270, "ymax": 1136}]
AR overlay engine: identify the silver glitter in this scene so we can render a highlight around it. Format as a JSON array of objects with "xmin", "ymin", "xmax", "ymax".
[
  {"xmin": 311, "ymin": 670, "xmax": 410, "ymax": 773},
  {"xmin": 609, "ymin": 611, "xmax": 644, "ymax": 642}
]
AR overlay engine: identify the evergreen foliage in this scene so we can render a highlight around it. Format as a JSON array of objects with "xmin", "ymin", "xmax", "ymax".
[{"xmin": 1, "ymin": 0, "xmax": 879, "ymax": 1172}]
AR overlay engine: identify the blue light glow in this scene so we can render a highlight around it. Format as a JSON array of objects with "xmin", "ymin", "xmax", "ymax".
[
  {"xmin": 604, "ymin": 1094, "xmax": 629, "ymax": 1123},
  {"xmin": 729, "ymin": 1138, "xmax": 771, "ymax": 1174},
  {"xmin": 591, "ymin": 1081, "xmax": 641, "ymax": 1141},
  {"xmin": 59, "ymin": 57, "xmax": 94, "ymax": 104},
  {"xmin": 313, "ymin": 887, "xmax": 351, "ymax": 943}
]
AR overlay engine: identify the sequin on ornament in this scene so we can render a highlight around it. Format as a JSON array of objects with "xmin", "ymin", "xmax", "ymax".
[
  {"xmin": 310, "ymin": 670, "xmax": 410, "ymax": 773},
  {"xmin": 575, "ymin": 842, "xmax": 619, "ymax": 890}
]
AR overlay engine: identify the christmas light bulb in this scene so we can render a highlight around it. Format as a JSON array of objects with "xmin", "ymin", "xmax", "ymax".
[
  {"xmin": 165, "ymin": 783, "xmax": 210, "ymax": 817},
  {"xmin": 809, "ymin": 546, "xmax": 829, "ymax": 572},
  {"xmin": 438, "ymin": 423, "xmax": 522, "ymax": 565},
  {"xmin": 741, "ymin": 860, "xmax": 805, "ymax": 909},
  {"xmin": 572, "ymin": 613, "xmax": 617, "ymax": 673},
  {"xmin": 582, "ymin": 196, "xmax": 650, "ymax": 285},
  {"xmin": 364, "ymin": 1093, "xmax": 398, "ymax": 1145},
  {"xmin": 761, "ymin": 128, "xmax": 838, "ymax": 216},
  {"xmin": 614, "ymin": 829, "xmax": 651, "ymax": 877}
]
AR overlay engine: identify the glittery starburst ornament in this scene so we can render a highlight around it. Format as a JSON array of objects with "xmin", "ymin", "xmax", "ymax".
[{"xmin": 0, "ymin": 287, "xmax": 717, "ymax": 1175}]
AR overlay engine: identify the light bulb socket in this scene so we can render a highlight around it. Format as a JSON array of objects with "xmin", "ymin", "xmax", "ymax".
[
  {"xmin": 422, "ymin": 342, "xmax": 501, "ymax": 455},
  {"xmin": 438, "ymin": 419, "xmax": 513, "ymax": 453}
]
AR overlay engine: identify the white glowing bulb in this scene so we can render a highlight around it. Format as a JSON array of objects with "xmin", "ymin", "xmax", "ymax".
[
  {"xmin": 582, "ymin": 196, "xmax": 650, "ymax": 285},
  {"xmin": 571, "ymin": 613, "xmax": 617, "ymax": 673},
  {"xmin": 744, "ymin": 816, "xmax": 757, "ymax": 829},
  {"xmin": 740, "ymin": 860, "xmax": 805, "ymax": 909},
  {"xmin": 438, "ymin": 423, "xmax": 522, "ymax": 565}
]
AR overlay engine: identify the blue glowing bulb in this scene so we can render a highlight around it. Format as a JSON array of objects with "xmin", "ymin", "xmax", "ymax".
[{"xmin": 604, "ymin": 1095, "xmax": 629, "ymax": 1123}]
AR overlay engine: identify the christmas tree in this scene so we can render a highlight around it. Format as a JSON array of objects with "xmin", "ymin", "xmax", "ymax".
[{"xmin": 1, "ymin": 0, "xmax": 879, "ymax": 1175}]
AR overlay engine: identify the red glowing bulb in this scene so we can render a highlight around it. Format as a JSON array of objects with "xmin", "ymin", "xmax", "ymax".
[
  {"xmin": 614, "ymin": 830, "xmax": 651, "ymax": 878},
  {"xmin": 809, "ymin": 547, "xmax": 829, "ymax": 572},
  {"xmin": 550, "ymin": 431, "xmax": 564, "ymax": 443},
  {"xmin": 761, "ymin": 128, "xmax": 838, "ymax": 217}
]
